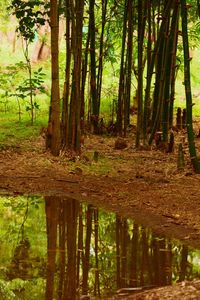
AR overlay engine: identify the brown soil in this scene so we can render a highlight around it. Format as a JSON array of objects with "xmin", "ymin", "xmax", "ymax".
[{"xmin": 1, "ymin": 131, "xmax": 200, "ymax": 298}]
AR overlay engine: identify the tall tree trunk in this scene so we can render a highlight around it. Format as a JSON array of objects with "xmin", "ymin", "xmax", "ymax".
[
  {"xmin": 62, "ymin": 0, "xmax": 71, "ymax": 147},
  {"xmin": 148, "ymin": 10, "xmax": 170, "ymax": 145},
  {"xmin": 48, "ymin": 0, "xmax": 61, "ymax": 156},
  {"xmin": 89, "ymin": 0, "xmax": 98, "ymax": 133},
  {"xmin": 68, "ymin": 0, "xmax": 84, "ymax": 151},
  {"xmin": 143, "ymin": 0, "xmax": 152, "ymax": 144},
  {"xmin": 117, "ymin": 0, "xmax": 128, "ymax": 136},
  {"xmin": 136, "ymin": 0, "xmax": 147, "ymax": 147},
  {"xmin": 169, "ymin": 13, "xmax": 179, "ymax": 128},
  {"xmin": 162, "ymin": 2, "xmax": 180, "ymax": 144},
  {"xmin": 97, "ymin": 0, "xmax": 108, "ymax": 115},
  {"xmin": 81, "ymin": 26, "xmax": 90, "ymax": 134},
  {"xmin": 124, "ymin": 0, "xmax": 134, "ymax": 136},
  {"xmin": 142, "ymin": 0, "xmax": 173, "ymax": 145},
  {"xmin": 181, "ymin": 0, "xmax": 200, "ymax": 172}
]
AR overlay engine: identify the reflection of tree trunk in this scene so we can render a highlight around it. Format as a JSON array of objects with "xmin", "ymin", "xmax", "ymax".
[
  {"xmin": 140, "ymin": 228, "xmax": 152, "ymax": 286},
  {"xmin": 160, "ymin": 239, "xmax": 168, "ymax": 285},
  {"xmin": 82, "ymin": 205, "xmax": 93, "ymax": 295},
  {"xmin": 94, "ymin": 208, "xmax": 100, "ymax": 297},
  {"xmin": 121, "ymin": 219, "xmax": 128, "ymax": 287},
  {"xmin": 77, "ymin": 204, "xmax": 83, "ymax": 289},
  {"xmin": 153, "ymin": 237, "xmax": 168, "ymax": 286},
  {"xmin": 116, "ymin": 215, "xmax": 121, "ymax": 288},
  {"xmin": 45, "ymin": 197, "xmax": 79, "ymax": 299},
  {"xmin": 152, "ymin": 236, "xmax": 160, "ymax": 286},
  {"xmin": 165, "ymin": 242, "xmax": 172, "ymax": 285},
  {"xmin": 63, "ymin": 199, "xmax": 79, "ymax": 299},
  {"xmin": 129, "ymin": 223, "xmax": 138, "ymax": 287},
  {"xmin": 45, "ymin": 197, "xmax": 58, "ymax": 300},
  {"xmin": 58, "ymin": 200, "xmax": 66, "ymax": 299},
  {"xmin": 179, "ymin": 245, "xmax": 188, "ymax": 282},
  {"xmin": 116, "ymin": 216, "xmax": 128, "ymax": 288}
]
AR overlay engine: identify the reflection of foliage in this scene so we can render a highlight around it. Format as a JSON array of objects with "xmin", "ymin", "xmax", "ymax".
[
  {"xmin": 0, "ymin": 196, "xmax": 46, "ymax": 265},
  {"xmin": 6, "ymin": 236, "xmax": 46, "ymax": 281},
  {"xmin": 0, "ymin": 278, "xmax": 45, "ymax": 300},
  {"xmin": 0, "ymin": 196, "xmax": 46, "ymax": 299},
  {"xmin": 7, "ymin": 238, "xmax": 31, "ymax": 280},
  {"xmin": 0, "ymin": 279, "xmax": 16, "ymax": 300}
]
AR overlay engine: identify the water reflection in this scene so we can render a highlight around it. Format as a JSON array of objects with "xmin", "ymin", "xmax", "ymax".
[{"xmin": 0, "ymin": 195, "xmax": 200, "ymax": 299}]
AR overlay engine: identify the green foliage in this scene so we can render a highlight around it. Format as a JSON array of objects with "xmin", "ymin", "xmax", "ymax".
[
  {"xmin": 9, "ymin": 0, "xmax": 46, "ymax": 42},
  {"xmin": 13, "ymin": 67, "xmax": 46, "ymax": 112},
  {"xmin": 0, "ymin": 280, "xmax": 16, "ymax": 300},
  {"xmin": 0, "ymin": 63, "xmax": 47, "ymax": 122}
]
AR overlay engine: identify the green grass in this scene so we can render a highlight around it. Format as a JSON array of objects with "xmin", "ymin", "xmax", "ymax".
[{"xmin": 0, "ymin": 113, "xmax": 48, "ymax": 147}]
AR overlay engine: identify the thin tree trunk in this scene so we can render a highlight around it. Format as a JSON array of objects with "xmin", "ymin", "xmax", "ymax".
[
  {"xmin": 62, "ymin": 0, "xmax": 71, "ymax": 147},
  {"xmin": 143, "ymin": 0, "xmax": 152, "ymax": 144},
  {"xmin": 136, "ymin": 0, "xmax": 147, "ymax": 147},
  {"xmin": 97, "ymin": 0, "xmax": 108, "ymax": 113},
  {"xmin": 117, "ymin": 0, "xmax": 128, "ymax": 136},
  {"xmin": 68, "ymin": 0, "xmax": 84, "ymax": 151},
  {"xmin": 89, "ymin": 0, "xmax": 98, "ymax": 133},
  {"xmin": 162, "ymin": 2, "xmax": 179, "ymax": 144},
  {"xmin": 181, "ymin": 0, "xmax": 200, "ymax": 172},
  {"xmin": 49, "ymin": 0, "xmax": 61, "ymax": 156},
  {"xmin": 124, "ymin": 0, "xmax": 134, "ymax": 136}
]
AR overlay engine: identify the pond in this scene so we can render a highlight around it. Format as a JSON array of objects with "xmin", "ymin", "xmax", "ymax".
[{"xmin": 0, "ymin": 195, "xmax": 200, "ymax": 299}]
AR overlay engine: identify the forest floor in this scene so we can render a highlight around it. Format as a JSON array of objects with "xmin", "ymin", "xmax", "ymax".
[{"xmin": 1, "ymin": 124, "xmax": 200, "ymax": 299}]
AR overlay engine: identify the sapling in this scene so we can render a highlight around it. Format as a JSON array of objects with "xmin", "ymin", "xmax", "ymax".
[{"xmin": 8, "ymin": 0, "xmax": 47, "ymax": 124}]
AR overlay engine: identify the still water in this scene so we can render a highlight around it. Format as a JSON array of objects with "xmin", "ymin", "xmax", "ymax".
[{"xmin": 0, "ymin": 195, "xmax": 200, "ymax": 299}]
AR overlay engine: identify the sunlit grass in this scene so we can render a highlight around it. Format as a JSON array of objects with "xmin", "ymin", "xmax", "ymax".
[{"xmin": 0, "ymin": 112, "xmax": 48, "ymax": 146}]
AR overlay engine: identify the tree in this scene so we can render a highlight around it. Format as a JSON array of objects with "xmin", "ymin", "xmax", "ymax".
[
  {"xmin": 47, "ymin": 0, "xmax": 61, "ymax": 156},
  {"xmin": 180, "ymin": 0, "xmax": 200, "ymax": 172}
]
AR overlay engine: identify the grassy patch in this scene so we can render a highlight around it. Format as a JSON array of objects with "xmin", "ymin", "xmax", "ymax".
[{"xmin": 0, "ymin": 113, "xmax": 48, "ymax": 147}]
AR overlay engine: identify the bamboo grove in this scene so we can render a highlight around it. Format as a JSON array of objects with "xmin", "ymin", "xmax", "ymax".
[{"xmin": 11, "ymin": 0, "xmax": 200, "ymax": 171}]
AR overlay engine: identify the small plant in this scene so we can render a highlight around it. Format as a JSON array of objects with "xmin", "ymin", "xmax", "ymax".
[
  {"xmin": 14, "ymin": 67, "xmax": 46, "ymax": 122},
  {"xmin": 8, "ymin": 0, "xmax": 47, "ymax": 124},
  {"xmin": 0, "ymin": 62, "xmax": 46, "ymax": 122}
]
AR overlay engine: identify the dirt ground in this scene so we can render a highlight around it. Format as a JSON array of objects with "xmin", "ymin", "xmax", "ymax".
[{"xmin": 1, "ymin": 129, "xmax": 200, "ymax": 298}]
